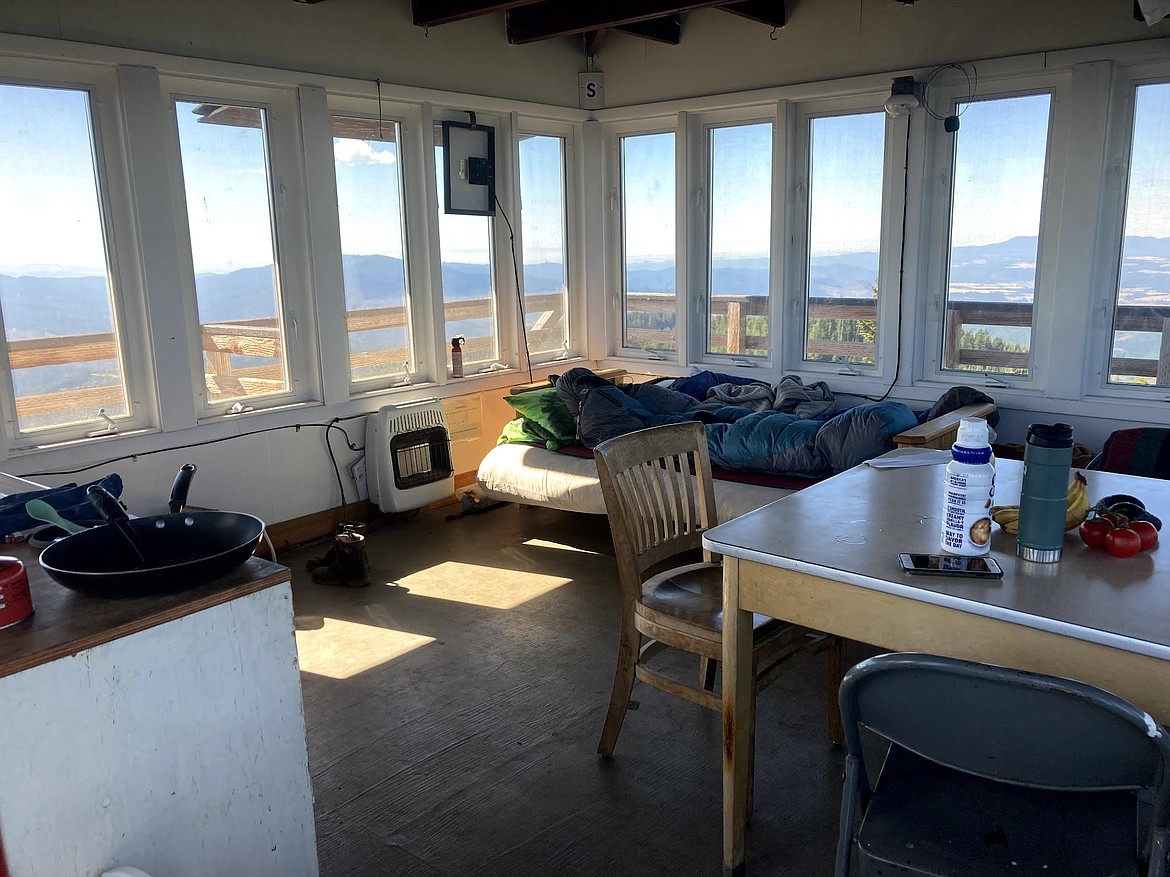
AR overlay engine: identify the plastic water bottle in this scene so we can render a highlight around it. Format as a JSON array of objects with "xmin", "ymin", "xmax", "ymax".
[
  {"xmin": 1016, "ymin": 423, "xmax": 1074, "ymax": 563},
  {"xmin": 940, "ymin": 418, "xmax": 995, "ymax": 556}
]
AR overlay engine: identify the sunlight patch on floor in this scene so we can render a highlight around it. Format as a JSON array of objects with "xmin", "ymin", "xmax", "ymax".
[
  {"xmin": 395, "ymin": 560, "xmax": 571, "ymax": 610},
  {"xmin": 296, "ymin": 618, "xmax": 435, "ymax": 680},
  {"xmin": 522, "ymin": 537, "xmax": 604, "ymax": 555}
]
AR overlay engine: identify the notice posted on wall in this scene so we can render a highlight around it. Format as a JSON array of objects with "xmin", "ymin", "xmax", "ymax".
[
  {"xmin": 349, "ymin": 455, "xmax": 369, "ymax": 501},
  {"xmin": 441, "ymin": 395, "xmax": 483, "ymax": 442}
]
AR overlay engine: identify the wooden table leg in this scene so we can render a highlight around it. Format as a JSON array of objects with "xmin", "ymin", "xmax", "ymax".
[{"xmin": 723, "ymin": 557, "xmax": 753, "ymax": 876}]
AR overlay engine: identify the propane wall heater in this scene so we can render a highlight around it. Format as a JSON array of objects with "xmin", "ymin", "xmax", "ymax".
[{"xmin": 366, "ymin": 399, "xmax": 454, "ymax": 512}]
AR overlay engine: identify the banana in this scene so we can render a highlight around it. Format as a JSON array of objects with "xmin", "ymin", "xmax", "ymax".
[
  {"xmin": 991, "ymin": 473, "xmax": 1089, "ymax": 536},
  {"xmin": 991, "ymin": 505, "xmax": 1021, "ymax": 535},
  {"xmin": 1064, "ymin": 471, "xmax": 1090, "ymax": 531}
]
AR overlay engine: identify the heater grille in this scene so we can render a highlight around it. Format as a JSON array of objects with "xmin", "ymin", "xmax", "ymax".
[
  {"xmin": 366, "ymin": 399, "xmax": 455, "ymax": 512},
  {"xmin": 390, "ymin": 426, "xmax": 453, "ymax": 491}
]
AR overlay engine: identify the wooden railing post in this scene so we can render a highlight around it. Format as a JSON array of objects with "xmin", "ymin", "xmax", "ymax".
[
  {"xmin": 1158, "ymin": 317, "xmax": 1170, "ymax": 387},
  {"xmin": 945, "ymin": 307, "xmax": 963, "ymax": 370},
  {"xmin": 726, "ymin": 300, "xmax": 745, "ymax": 355}
]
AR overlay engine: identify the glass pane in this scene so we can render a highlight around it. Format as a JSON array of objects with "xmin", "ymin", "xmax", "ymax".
[
  {"xmin": 519, "ymin": 134, "xmax": 569, "ymax": 358},
  {"xmin": 332, "ymin": 116, "xmax": 414, "ymax": 384},
  {"xmin": 944, "ymin": 93, "xmax": 1051, "ymax": 375},
  {"xmin": 434, "ymin": 122, "xmax": 497, "ymax": 370},
  {"xmin": 1109, "ymin": 82, "xmax": 1170, "ymax": 386},
  {"xmin": 175, "ymin": 100, "xmax": 288, "ymax": 405},
  {"xmin": 805, "ymin": 113, "xmax": 884, "ymax": 365},
  {"xmin": 621, "ymin": 132, "xmax": 675, "ymax": 352},
  {"xmin": 708, "ymin": 123, "xmax": 771, "ymax": 357},
  {"xmin": 0, "ymin": 83, "xmax": 130, "ymax": 434}
]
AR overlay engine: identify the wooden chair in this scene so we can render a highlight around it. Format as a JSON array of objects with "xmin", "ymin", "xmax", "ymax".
[{"xmin": 593, "ymin": 421, "xmax": 844, "ymax": 762}]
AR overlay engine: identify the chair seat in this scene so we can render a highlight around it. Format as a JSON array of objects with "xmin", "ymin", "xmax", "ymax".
[
  {"xmin": 857, "ymin": 744, "xmax": 1140, "ymax": 877},
  {"xmin": 637, "ymin": 561, "xmax": 776, "ymax": 635}
]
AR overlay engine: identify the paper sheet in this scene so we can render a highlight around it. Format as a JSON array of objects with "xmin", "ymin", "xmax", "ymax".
[{"xmin": 865, "ymin": 449, "xmax": 953, "ymax": 468}]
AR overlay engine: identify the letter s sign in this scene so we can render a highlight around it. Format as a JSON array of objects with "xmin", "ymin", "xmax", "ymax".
[{"xmin": 578, "ymin": 72, "xmax": 605, "ymax": 110}]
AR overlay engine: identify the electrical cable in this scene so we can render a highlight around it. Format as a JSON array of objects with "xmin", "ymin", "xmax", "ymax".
[
  {"xmin": 19, "ymin": 412, "xmax": 369, "ymax": 479},
  {"xmin": 493, "ymin": 191, "xmax": 534, "ymax": 384},
  {"xmin": 922, "ymin": 63, "xmax": 977, "ymax": 121},
  {"xmin": 852, "ymin": 116, "xmax": 913, "ymax": 405}
]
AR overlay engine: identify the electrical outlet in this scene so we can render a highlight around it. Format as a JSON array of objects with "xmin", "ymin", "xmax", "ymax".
[{"xmin": 458, "ymin": 158, "xmax": 468, "ymax": 181}]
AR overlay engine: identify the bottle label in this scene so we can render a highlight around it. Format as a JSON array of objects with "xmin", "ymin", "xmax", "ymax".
[{"xmin": 941, "ymin": 465, "xmax": 994, "ymax": 555}]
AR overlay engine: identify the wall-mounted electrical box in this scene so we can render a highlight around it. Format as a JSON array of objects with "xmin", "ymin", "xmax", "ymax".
[{"xmin": 441, "ymin": 120, "xmax": 495, "ymax": 216}]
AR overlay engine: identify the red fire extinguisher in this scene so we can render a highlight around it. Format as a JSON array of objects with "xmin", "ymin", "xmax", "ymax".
[{"xmin": 451, "ymin": 335, "xmax": 465, "ymax": 378}]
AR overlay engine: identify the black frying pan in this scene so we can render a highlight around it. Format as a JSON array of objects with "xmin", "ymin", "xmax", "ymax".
[{"xmin": 38, "ymin": 465, "xmax": 266, "ymax": 598}]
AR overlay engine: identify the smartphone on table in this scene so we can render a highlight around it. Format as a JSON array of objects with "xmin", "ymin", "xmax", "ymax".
[{"xmin": 898, "ymin": 553, "xmax": 1004, "ymax": 578}]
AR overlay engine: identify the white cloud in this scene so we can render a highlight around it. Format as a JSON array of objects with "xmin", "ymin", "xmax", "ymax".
[{"xmin": 333, "ymin": 140, "xmax": 396, "ymax": 166}]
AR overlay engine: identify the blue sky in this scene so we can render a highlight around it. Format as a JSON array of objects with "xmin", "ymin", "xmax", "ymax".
[{"xmin": 1, "ymin": 82, "xmax": 1168, "ymax": 279}]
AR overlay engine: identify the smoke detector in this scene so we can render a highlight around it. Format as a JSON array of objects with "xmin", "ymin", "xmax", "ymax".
[{"xmin": 884, "ymin": 76, "xmax": 924, "ymax": 116}]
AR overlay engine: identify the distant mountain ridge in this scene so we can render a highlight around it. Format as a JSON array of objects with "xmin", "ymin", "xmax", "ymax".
[{"xmin": 2, "ymin": 237, "xmax": 1168, "ymax": 339}]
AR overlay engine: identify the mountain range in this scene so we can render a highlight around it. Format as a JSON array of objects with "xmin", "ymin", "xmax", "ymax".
[{"xmin": 1, "ymin": 236, "xmax": 1168, "ymax": 342}]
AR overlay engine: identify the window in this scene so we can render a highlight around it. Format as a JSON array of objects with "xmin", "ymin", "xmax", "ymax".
[
  {"xmin": 434, "ymin": 120, "xmax": 499, "ymax": 371},
  {"xmin": 1108, "ymin": 81, "xmax": 1170, "ymax": 387},
  {"xmin": 620, "ymin": 131, "xmax": 676, "ymax": 353},
  {"xmin": 942, "ymin": 93, "xmax": 1052, "ymax": 376},
  {"xmin": 0, "ymin": 82, "xmax": 141, "ymax": 440},
  {"xmin": 803, "ymin": 112, "xmax": 885, "ymax": 366},
  {"xmin": 332, "ymin": 115, "xmax": 415, "ymax": 386},
  {"xmin": 174, "ymin": 99, "xmax": 294, "ymax": 409},
  {"xmin": 706, "ymin": 122, "xmax": 771, "ymax": 358},
  {"xmin": 518, "ymin": 133, "xmax": 570, "ymax": 360}
]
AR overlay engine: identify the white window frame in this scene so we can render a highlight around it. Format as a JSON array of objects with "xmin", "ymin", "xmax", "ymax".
[
  {"xmin": 1086, "ymin": 60, "xmax": 1170, "ymax": 402},
  {"xmin": 513, "ymin": 116, "xmax": 586, "ymax": 365},
  {"xmin": 609, "ymin": 117, "xmax": 685, "ymax": 364},
  {"xmin": 688, "ymin": 106, "xmax": 779, "ymax": 371},
  {"xmin": 0, "ymin": 59, "xmax": 156, "ymax": 450},
  {"xmin": 784, "ymin": 93, "xmax": 905, "ymax": 385},
  {"xmin": 917, "ymin": 71, "xmax": 1071, "ymax": 396},
  {"xmin": 161, "ymin": 76, "xmax": 320, "ymax": 419},
  {"xmin": 316, "ymin": 92, "xmax": 430, "ymax": 396}
]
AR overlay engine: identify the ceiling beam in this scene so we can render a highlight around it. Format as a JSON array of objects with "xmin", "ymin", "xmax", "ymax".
[
  {"xmin": 582, "ymin": 30, "xmax": 608, "ymax": 55},
  {"xmin": 411, "ymin": 0, "xmax": 541, "ymax": 27},
  {"xmin": 506, "ymin": 0, "xmax": 731, "ymax": 44},
  {"xmin": 720, "ymin": 1, "xmax": 785, "ymax": 28},
  {"xmin": 615, "ymin": 14, "xmax": 682, "ymax": 44}
]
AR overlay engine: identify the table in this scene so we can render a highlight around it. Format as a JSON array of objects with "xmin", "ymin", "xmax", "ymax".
[{"xmin": 704, "ymin": 453, "xmax": 1170, "ymax": 876}]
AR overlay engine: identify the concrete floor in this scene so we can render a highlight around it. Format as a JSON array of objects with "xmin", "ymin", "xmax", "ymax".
[{"xmin": 289, "ymin": 503, "xmax": 855, "ymax": 876}]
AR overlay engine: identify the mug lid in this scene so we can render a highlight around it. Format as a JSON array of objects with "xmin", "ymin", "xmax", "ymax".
[{"xmin": 1026, "ymin": 422, "xmax": 1073, "ymax": 449}]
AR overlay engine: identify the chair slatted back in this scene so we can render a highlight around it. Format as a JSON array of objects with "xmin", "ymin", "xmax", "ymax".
[
  {"xmin": 594, "ymin": 423, "xmax": 718, "ymax": 589},
  {"xmin": 840, "ymin": 653, "xmax": 1170, "ymax": 802}
]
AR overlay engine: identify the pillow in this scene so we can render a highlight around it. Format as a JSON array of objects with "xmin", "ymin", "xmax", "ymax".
[
  {"xmin": 498, "ymin": 416, "xmax": 557, "ymax": 448},
  {"xmin": 502, "ymin": 387, "xmax": 579, "ymax": 449}
]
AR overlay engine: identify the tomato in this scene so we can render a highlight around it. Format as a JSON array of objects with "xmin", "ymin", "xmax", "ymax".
[
  {"xmin": 1079, "ymin": 518, "xmax": 1112, "ymax": 549},
  {"xmin": 1105, "ymin": 527, "xmax": 1143, "ymax": 558},
  {"xmin": 1099, "ymin": 512, "xmax": 1130, "ymax": 529},
  {"xmin": 1130, "ymin": 520, "xmax": 1159, "ymax": 551}
]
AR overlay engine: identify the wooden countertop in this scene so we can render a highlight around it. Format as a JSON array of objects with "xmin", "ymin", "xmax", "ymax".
[{"xmin": 0, "ymin": 541, "xmax": 290, "ymax": 679}]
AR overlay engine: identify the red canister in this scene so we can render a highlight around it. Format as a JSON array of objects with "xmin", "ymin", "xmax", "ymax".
[{"xmin": 0, "ymin": 556, "xmax": 33, "ymax": 629}]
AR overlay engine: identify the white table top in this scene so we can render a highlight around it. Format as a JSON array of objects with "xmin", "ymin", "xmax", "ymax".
[{"xmin": 704, "ymin": 452, "xmax": 1170, "ymax": 661}]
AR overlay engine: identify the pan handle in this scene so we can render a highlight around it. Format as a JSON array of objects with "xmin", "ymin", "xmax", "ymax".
[
  {"xmin": 169, "ymin": 463, "xmax": 197, "ymax": 514},
  {"xmin": 87, "ymin": 485, "xmax": 129, "ymax": 522}
]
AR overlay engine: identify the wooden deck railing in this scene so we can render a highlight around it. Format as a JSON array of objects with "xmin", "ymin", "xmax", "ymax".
[{"xmin": 8, "ymin": 295, "xmax": 1167, "ymax": 423}]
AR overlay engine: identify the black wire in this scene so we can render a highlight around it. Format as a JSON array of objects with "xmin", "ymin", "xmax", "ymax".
[
  {"xmin": 855, "ymin": 117, "xmax": 913, "ymax": 405},
  {"xmin": 922, "ymin": 63, "xmax": 977, "ymax": 121},
  {"xmin": 324, "ymin": 422, "xmax": 350, "ymax": 521},
  {"xmin": 493, "ymin": 192, "xmax": 534, "ymax": 383},
  {"xmin": 19, "ymin": 412, "xmax": 369, "ymax": 479}
]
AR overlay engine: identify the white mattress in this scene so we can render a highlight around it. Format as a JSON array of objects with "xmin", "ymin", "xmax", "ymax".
[{"xmin": 476, "ymin": 443, "xmax": 794, "ymax": 521}]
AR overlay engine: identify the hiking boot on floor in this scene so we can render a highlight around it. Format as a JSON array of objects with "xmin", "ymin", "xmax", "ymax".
[
  {"xmin": 311, "ymin": 531, "xmax": 370, "ymax": 587},
  {"xmin": 305, "ymin": 548, "xmax": 334, "ymax": 572}
]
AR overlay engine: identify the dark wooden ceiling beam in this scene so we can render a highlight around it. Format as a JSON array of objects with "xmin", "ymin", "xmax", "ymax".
[
  {"xmin": 615, "ymin": 14, "xmax": 682, "ymax": 44},
  {"xmin": 506, "ymin": 0, "xmax": 731, "ymax": 44},
  {"xmin": 411, "ymin": 0, "xmax": 541, "ymax": 27},
  {"xmin": 582, "ymin": 30, "xmax": 608, "ymax": 55},
  {"xmin": 720, "ymin": 1, "xmax": 785, "ymax": 28}
]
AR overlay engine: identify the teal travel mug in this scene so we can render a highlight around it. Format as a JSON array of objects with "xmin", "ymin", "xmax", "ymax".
[{"xmin": 1016, "ymin": 423, "xmax": 1074, "ymax": 562}]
